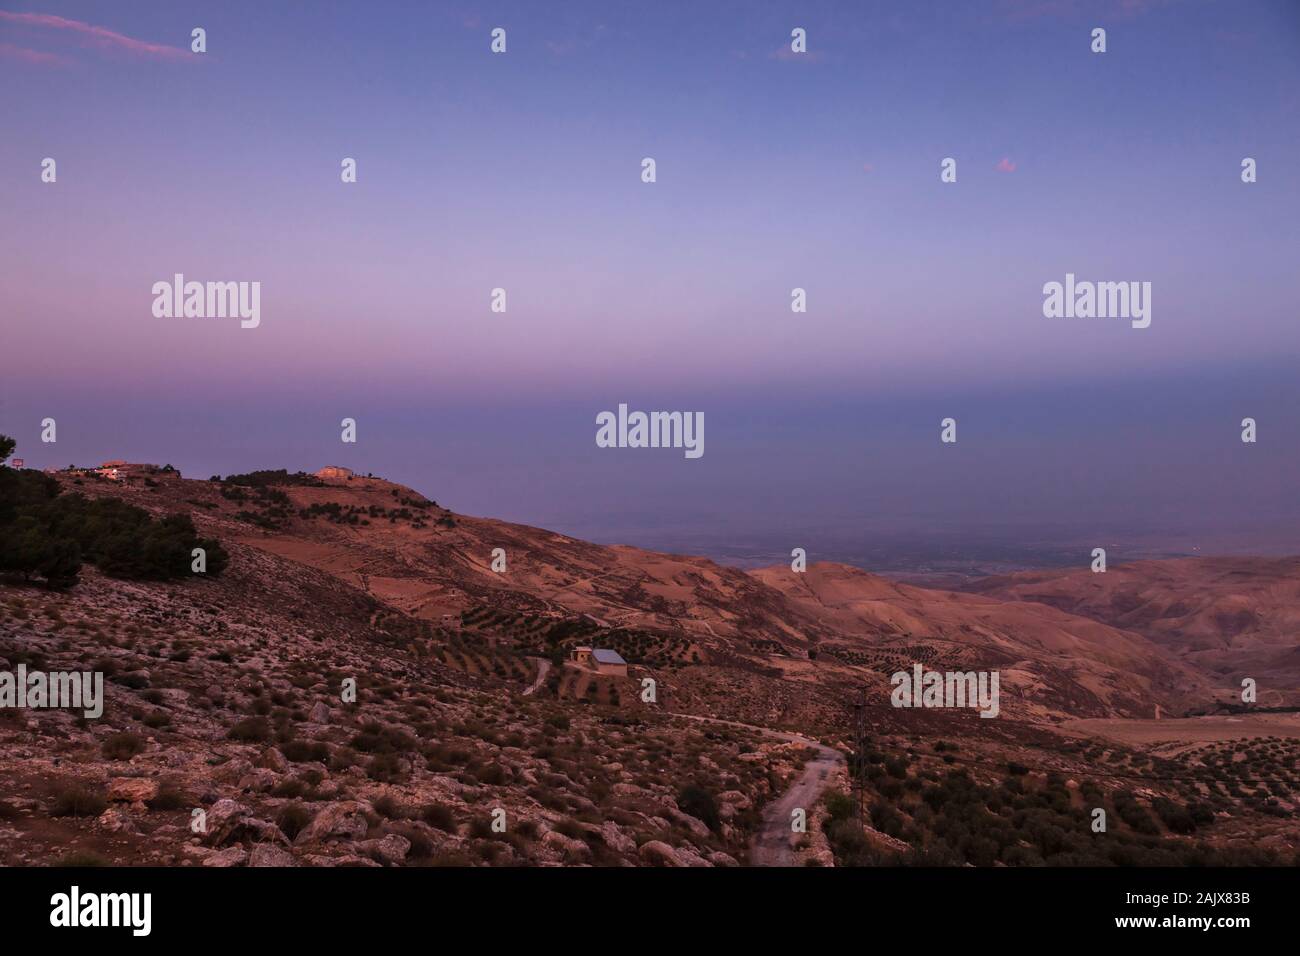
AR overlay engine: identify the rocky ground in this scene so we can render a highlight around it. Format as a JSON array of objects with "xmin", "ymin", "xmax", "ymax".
[
  {"xmin": 2, "ymin": 467, "xmax": 1295, "ymax": 867},
  {"xmin": 0, "ymin": 549, "xmax": 813, "ymax": 867}
]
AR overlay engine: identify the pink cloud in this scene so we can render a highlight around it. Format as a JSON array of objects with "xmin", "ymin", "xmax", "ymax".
[
  {"xmin": 0, "ymin": 11, "xmax": 192, "ymax": 61},
  {"xmin": 862, "ymin": 163, "xmax": 875, "ymax": 173},
  {"xmin": 0, "ymin": 42, "xmax": 71, "ymax": 66},
  {"xmin": 995, "ymin": 157, "xmax": 1018, "ymax": 173}
]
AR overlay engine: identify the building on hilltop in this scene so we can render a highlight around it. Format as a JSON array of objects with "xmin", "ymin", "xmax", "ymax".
[
  {"xmin": 316, "ymin": 466, "xmax": 354, "ymax": 480},
  {"xmin": 95, "ymin": 461, "xmax": 179, "ymax": 481}
]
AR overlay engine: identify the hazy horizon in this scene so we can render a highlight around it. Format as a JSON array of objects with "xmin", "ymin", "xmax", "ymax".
[{"xmin": 3, "ymin": 0, "xmax": 1298, "ymax": 566}]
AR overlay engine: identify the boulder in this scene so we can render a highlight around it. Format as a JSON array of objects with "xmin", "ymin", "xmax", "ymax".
[
  {"xmin": 237, "ymin": 769, "xmax": 278, "ymax": 793},
  {"xmin": 201, "ymin": 847, "xmax": 248, "ymax": 867},
  {"xmin": 107, "ymin": 777, "xmax": 159, "ymax": 808},
  {"xmin": 638, "ymin": 840, "xmax": 685, "ymax": 867},
  {"xmin": 600, "ymin": 821, "xmax": 637, "ymax": 856},
  {"xmin": 203, "ymin": 799, "xmax": 250, "ymax": 845},
  {"xmin": 98, "ymin": 807, "xmax": 136, "ymax": 833},
  {"xmin": 211, "ymin": 757, "xmax": 253, "ymax": 785},
  {"xmin": 674, "ymin": 845, "xmax": 714, "ymax": 867},
  {"xmin": 358, "ymin": 834, "xmax": 411, "ymax": 865},
  {"xmin": 294, "ymin": 800, "xmax": 370, "ymax": 846},
  {"xmin": 804, "ymin": 846, "xmax": 835, "ymax": 867},
  {"xmin": 249, "ymin": 844, "xmax": 298, "ymax": 867},
  {"xmin": 260, "ymin": 748, "xmax": 289, "ymax": 773},
  {"xmin": 667, "ymin": 807, "xmax": 712, "ymax": 839},
  {"xmin": 542, "ymin": 829, "xmax": 591, "ymax": 861},
  {"xmin": 202, "ymin": 799, "xmax": 289, "ymax": 847}
]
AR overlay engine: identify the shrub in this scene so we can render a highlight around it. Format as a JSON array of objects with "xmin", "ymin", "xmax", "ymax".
[
  {"xmin": 227, "ymin": 717, "xmax": 273, "ymax": 743},
  {"xmin": 281, "ymin": 740, "xmax": 330, "ymax": 763},
  {"xmin": 372, "ymin": 794, "xmax": 407, "ymax": 819},
  {"xmin": 885, "ymin": 757, "xmax": 910, "ymax": 779},
  {"xmin": 391, "ymin": 823, "xmax": 432, "ymax": 859},
  {"xmin": 102, "ymin": 732, "xmax": 145, "ymax": 761},
  {"xmin": 51, "ymin": 785, "xmax": 107, "ymax": 817},
  {"xmin": 367, "ymin": 753, "xmax": 404, "ymax": 782},
  {"xmin": 147, "ymin": 783, "xmax": 188, "ymax": 810},
  {"xmin": 475, "ymin": 763, "xmax": 507, "ymax": 786},
  {"xmin": 275, "ymin": 802, "xmax": 313, "ymax": 841},
  {"xmin": 676, "ymin": 785, "xmax": 720, "ymax": 831},
  {"xmin": 1152, "ymin": 797, "xmax": 1197, "ymax": 834},
  {"xmin": 420, "ymin": 804, "xmax": 456, "ymax": 832},
  {"xmin": 271, "ymin": 779, "xmax": 306, "ymax": 799}
]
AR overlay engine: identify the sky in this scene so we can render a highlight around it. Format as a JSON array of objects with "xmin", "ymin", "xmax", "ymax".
[{"xmin": 2, "ymin": 0, "xmax": 1298, "ymax": 567}]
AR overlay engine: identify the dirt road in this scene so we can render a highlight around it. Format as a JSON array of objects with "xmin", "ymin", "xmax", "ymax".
[
  {"xmin": 671, "ymin": 713, "xmax": 845, "ymax": 866},
  {"xmin": 522, "ymin": 659, "xmax": 550, "ymax": 696},
  {"xmin": 749, "ymin": 735, "xmax": 843, "ymax": 866}
]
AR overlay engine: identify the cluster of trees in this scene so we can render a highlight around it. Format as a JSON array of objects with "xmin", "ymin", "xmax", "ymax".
[
  {"xmin": 825, "ymin": 755, "xmax": 1289, "ymax": 867},
  {"xmin": 0, "ymin": 435, "xmax": 228, "ymax": 589},
  {"xmin": 215, "ymin": 469, "xmax": 321, "ymax": 488}
]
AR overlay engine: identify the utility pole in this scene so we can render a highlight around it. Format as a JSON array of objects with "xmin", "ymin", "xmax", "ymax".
[{"xmin": 850, "ymin": 685, "xmax": 868, "ymax": 834}]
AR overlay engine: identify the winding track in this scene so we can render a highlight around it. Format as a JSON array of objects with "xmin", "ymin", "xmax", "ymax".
[
  {"xmin": 670, "ymin": 713, "xmax": 845, "ymax": 866},
  {"xmin": 521, "ymin": 658, "xmax": 551, "ymax": 696}
]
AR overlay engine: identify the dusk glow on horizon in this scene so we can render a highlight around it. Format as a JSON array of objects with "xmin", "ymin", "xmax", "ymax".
[{"xmin": 3, "ymin": 0, "xmax": 1298, "ymax": 561}]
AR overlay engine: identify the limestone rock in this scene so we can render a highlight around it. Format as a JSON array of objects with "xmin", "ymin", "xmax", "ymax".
[
  {"xmin": 358, "ymin": 833, "xmax": 411, "ymax": 865},
  {"xmin": 107, "ymin": 777, "xmax": 159, "ymax": 808},
  {"xmin": 249, "ymin": 844, "xmax": 298, "ymax": 867},
  {"xmin": 201, "ymin": 847, "xmax": 248, "ymax": 867},
  {"xmin": 294, "ymin": 800, "xmax": 370, "ymax": 846},
  {"xmin": 638, "ymin": 840, "xmax": 685, "ymax": 867},
  {"xmin": 542, "ymin": 829, "xmax": 591, "ymax": 861},
  {"xmin": 600, "ymin": 821, "xmax": 637, "ymax": 856}
]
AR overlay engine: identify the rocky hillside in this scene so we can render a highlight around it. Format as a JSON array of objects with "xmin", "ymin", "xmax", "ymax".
[
  {"xmin": 967, "ymin": 557, "xmax": 1300, "ymax": 705},
  {"xmin": 2, "ymin": 465, "xmax": 1289, "ymax": 868},
  {"xmin": 0, "ymin": 513, "xmax": 811, "ymax": 867}
]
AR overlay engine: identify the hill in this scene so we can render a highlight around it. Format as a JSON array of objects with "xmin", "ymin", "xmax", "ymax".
[
  {"xmin": 967, "ymin": 557, "xmax": 1300, "ymax": 706},
  {"xmin": 1, "ymin": 463, "xmax": 1295, "ymax": 867}
]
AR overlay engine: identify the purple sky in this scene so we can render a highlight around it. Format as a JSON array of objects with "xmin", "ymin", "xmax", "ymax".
[{"xmin": 2, "ymin": 1, "xmax": 1298, "ymax": 563}]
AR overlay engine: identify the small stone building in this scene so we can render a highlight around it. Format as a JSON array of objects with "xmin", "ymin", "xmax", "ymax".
[
  {"xmin": 591, "ymin": 649, "xmax": 628, "ymax": 677},
  {"xmin": 569, "ymin": 646, "xmax": 628, "ymax": 677}
]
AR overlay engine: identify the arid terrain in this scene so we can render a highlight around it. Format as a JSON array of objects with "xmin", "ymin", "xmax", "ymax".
[
  {"xmin": 968, "ymin": 559, "xmax": 1300, "ymax": 703},
  {"xmin": 0, "ymin": 464, "xmax": 1296, "ymax": 867}
]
